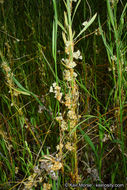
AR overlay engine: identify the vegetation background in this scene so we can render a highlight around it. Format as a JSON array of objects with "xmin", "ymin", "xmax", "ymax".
[{"xmin": 0, "ymin": 0, "xmax": 127, "ymax": 189}]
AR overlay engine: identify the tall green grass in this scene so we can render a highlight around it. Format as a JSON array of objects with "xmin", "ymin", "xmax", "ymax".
[{"xmin": 0, "ymin": 0, "xmax": 127, "ymax": 189}]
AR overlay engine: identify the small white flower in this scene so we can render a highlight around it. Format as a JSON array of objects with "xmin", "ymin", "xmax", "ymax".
[
  {"xmin": 56, "ymin": 93, "xmax": 63, "ymax": 101},
  {"xmin": 82, "ymin": 21, "xmax": 88, "ymax": 26},
  {"xmin": 73, "ymin": 72, "xmax": 78, "ymax": 78},
  {"xmin": 73, "ymin": 50, "xmax": 80, "ymax": 59},
  {"xmin": 66, "ymin": 41, "xmax": 71, "ymax": 48},
  {"xmin": 68, "ymin": 61, "xmax": 77, "ymax": 68},
  {"xmin": 79, "ymin": 55, "xmax": 82, "ymax": 60},
  {"xmin": 54, "ymin": 89, "xmax": 63, "ymax": 101},
  {"xmin": 111, "ymin": 55, "xmax": 117, "ymax": 61},
  {"xmin": 62, "ymin": 58, "xmax": 68, "ymax": 64},
  {"xmin": 73, "ymin": 50, "xmax": 82, "ymax": 60},
  {"xmin": 62, "ymin": 58, "xmax": 65, "ymax": 62},
  {"xmin": 56, "ymin": 116, "xmax": 63, "ymax": 121},
  {"xmin": 15, "ymin": 167, "xmax": 19, "ymax": 174},
  {"xmin": 63, "ymin": 70, "xmax": 71, "ymax": 81},
  {"xmin": 53, "ymin": 82, "xmax": 57, "ymax": 87},
  {"xmin": 49, "ymin": 86, "xmax": 53, "ymax": 93},
  {"xmin": 55, "ymin": 86, "xmax": 61, "ymax": 91},
  {"xmin": 108, "ymin": 67, "xmax": 112, "ymax": 72}
]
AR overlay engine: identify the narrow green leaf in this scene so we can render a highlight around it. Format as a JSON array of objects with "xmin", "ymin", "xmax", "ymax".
[
  {"xmin": 106, "ymin": 0, "xmax": 115, "ymax": 29},
  {"xmin": 97, "ymin": 122, "xmax": 110, "ymax": 133},
  {"xmin": 64, "ymin": 11, "xmax": 69, "ymax": 28},
  {"xmin": 98, "ymin": 18, "xmax": 113, "ymax": 57},
  {"xmin": 12, "ymin": 76, "xmax": 44, "ymax": 106},
  {"xmin": 52, "ymin": 21, "xmax": 55, "ymax": 59},
  {"xmin": 70, "ymin": 115, "xmax": 96, "ymax": 135},
  {"xmin": 12, "ymin": 76, "xmax": 30, "ymax": 94},
  {"xmin": 79, "ymin": 127, "xmax": 98, "ymax": 161},
  {"xmin": 72, "ymin": 0, "xmax": 81, "ymax": 23},
  {"xmin": 75, "ymin": 13, "xmax": 97, "ymax": 41},
  {"xmin": 76, "ymin": 78, "xmax": 104, "ymax": 107},
  {"xmin": 57, "ymin": 20, "xmax": 67, "ymax": 34}
]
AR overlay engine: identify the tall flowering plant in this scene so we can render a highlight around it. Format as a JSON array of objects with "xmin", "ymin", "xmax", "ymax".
[{"xmin": 50, "ymin": 0, "xmax": 97, "ymax": 183}]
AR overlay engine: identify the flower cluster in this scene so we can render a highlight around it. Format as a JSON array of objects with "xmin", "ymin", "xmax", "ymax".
[
  {"xmin": 23, "ymin": 154, "xmax": 62, "ymax": 189},
  {"xmin": 23, "ymin": 173, "xmax": 39, "ymax": 190},
  {"xmin": 49, "ymin": 1, "xmax": 81, "ymax": 181},
  {"xmin": 2, "ymin": 62, "xmax": 13, "ymax": 86},
  {"xmin": 56, "ymin": 143, "xmax": 64, "ymax": 151},
  {"xmin": 62, "ymin": 50, "xmax": 82, "ymax": 69},
  {"xmin": 67, "ymin": 110, "xmax": 77, "ymax": 120},
  {"xmin": 62, "ymin": 58, "xmax": 77, "ymax": 69},
  {"xmin": 56, "ymin": 113, "xmax": 68, "ymax": 131},
  {"xmin": 49, "ymin": 82, "xmax": 63, "ymax": 102},
  {"xmin": 102, "ymin": 134, "xmax": 111, "ymax": 142},
  {"xmin": 64, "ymin": 40, "xmax": 72, "ymax": 55},
  {"xmin": 39, "ymin": 155, "xmax": 62, "ymax": 181},
  {"xmin": 65, "ymin": 142, "xmax": 74, "ymax": 151},
  {"xmin": 73, "ymin": 50, "xmax": 82, "ymax": 60},
  {"xmin": 43, "ymin": 183, "xmax": 52, "ymax": 190},
  {"xmin": 2, "ymin": 61, "xmax": 21, "ymax": 98},
  {"xmin": 63, "ymin": 69, "xmax": 77, "ymax": 81},
  {"xmin": 64, "ymin": 93, "xmax": 72, "ymax": 108}
]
